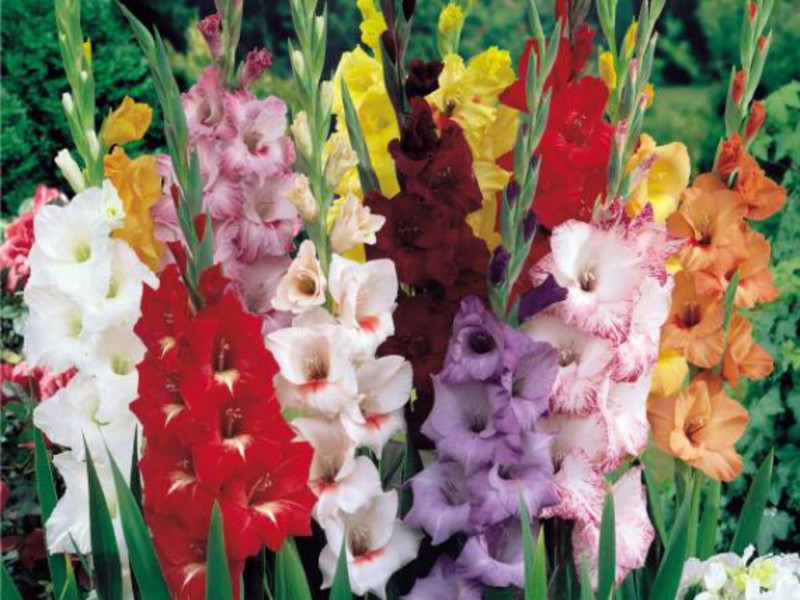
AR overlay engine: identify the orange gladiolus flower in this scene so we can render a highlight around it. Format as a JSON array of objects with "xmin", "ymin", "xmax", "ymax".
[
  {"xmin": 648, "ymin": 373, "xmax": 748, "ymax": 481},
  {"xmin": 692, "ymin": 226, "xmax": 779, "ymax": 309},
  {"xmin": 716, "ymin": 135, "xmax": 787, "ymax": 221},
  {"xmin": 661, "ymin": 271, "xmax": 725, "ymax": 368},
  {"xmin": 668, "ymin": 174, "xmax": 747, "ymax": 272},
  {"xmin": 722, "ymin": 313, "xmax": 774, "ymax": 386},
  {"xmin": 104, "ymin": 147, "xmax": 164, "ymax": 270}
]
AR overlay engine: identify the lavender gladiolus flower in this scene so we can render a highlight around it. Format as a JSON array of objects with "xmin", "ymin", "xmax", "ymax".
[
  {"xmin": 401, "ymin": 556, "xmax": 481, "ymax": 600},
  {"xmin": 440, "ymin": 297, "xmax": 506, "ymax": 383},
  {"xmin": 404, "ymin": 460, "xmax": 473, "ymax": 545},
  {"xmin": 518, "ymin": 273, "xmax": 568, "ymax": 322},
  {"xmin": 457, "ymin": 518, "xmax": 530, "ymax": 588}
]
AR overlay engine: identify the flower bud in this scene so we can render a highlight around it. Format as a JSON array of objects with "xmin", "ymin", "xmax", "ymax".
[
  {"xmin": 744, "ymin": 101, "xmax": 766, "ymax": 144},
  {"xmin": 290, "ymin": 49, "xmax": 306, "ymax": 79},
  {"xmin": 61, "ymin": 92, "xmax": 74, "ymax": 116},
  {"xmin": 286, "ymin": 174, "xmax": 318, "ymax": 222},
  {"xmin": 438, "ymin": 3, "xmax": 465, "ymax": 38},
  {"xmin": 489, "ymin": 245, "xmax": 510, "ymax": 285},
  {"xmin": 643, "ymin": 83, "xmax": 655, "ymax": 108},
  {"xmin": 324, "ymin": 135, "xmax": 359, "ymax": 190},
  {"xmin": 291, "ymin": 111, "xmax": 313, "ymax": 161},
  {"xmin": 599, "ymin": 51, "xmax": 616, "ymax": 92},
  {"xmin": 623, "ymin": 21, "xmax": 638, "ymax": 58},
  {"xmin": 319, "ymin": 80, "xmax": 333, "ymax": 118},
  {"xmin": 505, "ymin": 180, "xmax": 519, "ymax": 208},
  {"xmin": 522, "ymin": 210, "xmax": 538, "ymax": 242},
  {"xmin": 197, "ymin": 14, "xmax": 222, "ymax": 59},
  {"xmin": 239, "ymin": 48, "xmax": 273, "ymax": 88},
  {"xmin": 748, "ymin": 2, "xmax": 757, "ymax": 22},
  {"xmin": 55, "ymin": 149, "xmax": 86, "ymax": 192},
  {"xmin": 86, "ymin": 130, "xmax": 100, "ymax": 159},
  {"xmin": 732, "ymin": 69, "xmax": 747, "ymax": 106}
]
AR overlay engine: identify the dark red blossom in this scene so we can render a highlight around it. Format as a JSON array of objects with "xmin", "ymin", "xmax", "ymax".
[{"xmin": 406, "ymin": 59, "xmax": 444, "ymax": 99}]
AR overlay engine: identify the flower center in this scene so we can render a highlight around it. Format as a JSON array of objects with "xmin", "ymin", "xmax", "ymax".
[
  {"xmin": 306, "ymin": 354, "xmax": 329, "ymax": 381},
  {"xmin": 686, "ymin": 415, "xmax": 707, "ymax": 439},
  {"xmin": 107, "ymin": 277, "xmax": 119, "ymax": 299},
  {"xmin": 559, "ymin": 348, "xmax": 577, "ymax": 367},
  {"xmin": 214, "ymin": 337, "xmax": 240, "ymax": 391},
  {"xmin": 349, "ymin": 525, "xmax": 372, "ymax": 557},
  {"xmin": 395, "ymin": 218, "xmax": 420, "ymax": 247},
  {"xmin": 578, "ymin": 268, "xmax": 597, "ymax": 292},
  {"xmin": 564, "ymin": 113, "xmax": 591, "ymax": 145},
  {"xmin": 243, "ymin": 128, "xmax": 261, "ymax": 153},
  {"xmin": 468, "ymin": 330, "xmax": 496, "ymax": 355},
  {"xmin": 223, "ymin": 406, "xmax": 244, "ymax": 439},
  {"xmin": 681, "ymin": 301, "xmax": 701, "ymax": 328},
  {"xmin": 442, "ymin": 476, "xmax": 467, "ymax": 505},
  {"xmin": 297, "ymin": 274, "xmax": 317, "ymax": 296},
  {"xmin": 111, "ymin": 355, "xmax": 134, "ymax": 376},
  {"xmin": 73, "ymin": 241, "xmax": 92, "ymax": 263}
]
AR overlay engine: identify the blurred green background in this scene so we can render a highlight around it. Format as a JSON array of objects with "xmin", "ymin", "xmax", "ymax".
[{"xmin": 1, "ymin": 0, "xmax": 798, "ymax": 583}]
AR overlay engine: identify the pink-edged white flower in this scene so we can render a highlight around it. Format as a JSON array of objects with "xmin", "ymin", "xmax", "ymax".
[
  {"xmin": 330, "ymin": 193, "xmax": 386, "ymax": 254},
  {"xmin": 272, "ymin": 240, "xmax": 327, "ymax": 314},
  {"xmin": 541, "ymin": 451, "xmax": 605, "ymax": 524},
  {"xmin": 197, "ymin": 138, "xmax": 241, "ymax": 221},
  {"xmin": 319, "ymin": 490, "xmax": 422, "ymax": 599},
  {"xmin": 23, "ymin": 285, "xmax": 88, "ymax": 372},
  {"xmin": 572, "ymin": 467, "xmax": 655, "ymax": 587},
  {"xmin": 341, "ymin": 356, "xmax": 411, "ymax": 454},
  {"xmin": 183, "ymin": 67, "xmax": 227, "ymax": 141},
  {"xmin": 600, "ymin": 376, "xmax": 651, "ymax": 470},
  {"xmin": 236, "ymin": 173, "xmax": 299, "ymax": 259},
  {"xmin": 328, "ymin": 255, "xmax": 398, "ymax": 355},
  {"xmin": 293, "ymin": 417, "xmax": 382, "ymax": 527},
  {"xmin": 222, "ymin": 94, "xmax": 294, "ymax": 178},
  {"xmin": 267, "ymin": 324, "xmax": 359, "ymax": 418},
  {"xmin": 28, "ymin": 185, "xmax": 116, "ymax": 300},
  {"xmin": 611, "ymin": 277, "xmax": 672, "ymax": 382},
  {"xmin": 532, "ymin": 220, "xmax": 644, "ymax": 343},
  {"xmin": 538, "ymin": 409, "xmax": 610, "ymax": 468},
  {"xmin": 82, "ymin": 324, "xmax": 146, "ymax": 417},
  {"xmin": 523, "ymin": 314, "xmax": 613, "ymax": 414},
  {"xmin": 33, "ymin": 374, "xmax": 137, "ymax": 468}
]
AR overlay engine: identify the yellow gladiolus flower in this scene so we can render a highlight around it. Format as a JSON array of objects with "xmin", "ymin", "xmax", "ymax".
[
  {"xmin": 626, "ymin": 134, "xmax": 691, "ymax": 223},
  {"xmin": 650, "ymin": 348, "xmax": 689, "ymax": 397},
  {"xmin": 104, "ymin": 147, "xmax": 164, "ymax": 270},
  {"xmin": 356, "ymin": 0, "xmax": 386, "ymax": 55},
  {"xmin": 599, "ymin": 51, "xmax": 617, "ymax": 92},
  {"xmin": 102, "ymin": 97, "xmax": 153, "ymax": 147},
  {"xmin": 439, "ymin": 3, "xmax": 465, "ymax": 38}
]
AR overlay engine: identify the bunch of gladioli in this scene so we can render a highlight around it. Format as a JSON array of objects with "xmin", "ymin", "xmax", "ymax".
[
  {"xmin": 679, "ymin": 547, "xmax": 800, "ymax": 599},
  {"xmin": 6, "ymin": 0, "xmax": 794, "ymax": 599}
]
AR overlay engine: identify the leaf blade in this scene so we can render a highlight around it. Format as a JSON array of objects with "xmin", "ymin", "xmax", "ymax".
[
  {"xmin": 274, "ymin": 538, "xmax": 313, "ymax": 600},
  {"xmin": 205, "ymin": 503, "xmax": 233, "ymax": 600},
  {"xmin": 731, "ymin": 450, "xmax": 774, "ymax": 554}
]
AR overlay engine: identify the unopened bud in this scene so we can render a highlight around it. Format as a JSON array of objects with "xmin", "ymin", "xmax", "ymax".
[
  {"xmin": 744, "ymin": 101, "xmax": 766, "ymax": 143},
  {"xmin": 623, "ymin": 21, "xmax": 638, "ymax": 58},
  {"xmin": 286, "ymin": 174, "xmax": 318, "ymax": 221},
  {"xmin": 324, "ymin": 135, "xmax": 358, "ymax": 190},
  {"xmin": 489, "ymin": 245, "xmax": 510, "ymax": 285},
  {"xmin": 290, "ymin": 50, "xmax": 306, "ymax": 79},
  {"xmin": 86, "ymin": 130, "xmax": 100, "ymax": 159},
  {"xmin": 62, "ymin": 92, "xmax": 74, "ymax": 116},
  {"xmin": 748, "ymin": 2, "xmax": 757, "ymax": 22},
  {"xmin": 599, "ymin": 51, "xmax": 616, "ymax": 92},
  {"xmin": 239, "ymin": 48, "xmax": 273, "ymax": 88},
  {"xmin": 757, "ymin": 34, "xmax": 767, "ymax": 53},
  {"xmin": 732, "ymin": 69, "xmax": 747, "ymax": 105},
  {"xmin": 319, "ymin": 81, "xmax": 333, "ymax": 117},
  {"xmin": 290, "ymin": 111, "xmax": 313, "ymax": 160},
  {"xmin": 198, "ymin": 14, "xmax": 222, "ymax": 58},
  {"xmin": 505, "ymin": 180, "xmax": 519, "ymax": 208},
  {"xmin": 55, "ymin": 149, "xmax": 86, "ymax": 192},
  {"xmin": 522, "ymin": 211, "xmax": 538, "ymax": 242}
]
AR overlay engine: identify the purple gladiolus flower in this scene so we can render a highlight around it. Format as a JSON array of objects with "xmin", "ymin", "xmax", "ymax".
[
  {"xmin": 440, "ymin": 297, "xmax": 506, "ymax": 383},
  {"xmin": 401, "ymin": 556, "xmax": 481, "ymax": 600},
  {"xmin": 457, "ymin": 517, "xmax": 531, "ymax": 588},
  {"xmin": 518, "ymin": 273, "xmax": 568, "ymax": 321},
  {"xmin": 422, "ymin": 376, "xmax": 520, "ymax": 472},
  {"xmin": 467, "ymin": 432, "xmax": 558, "ymax": 527},
  {"xmin": 404, "ymin": 460, "xmax": 473, "ymax": 545}
]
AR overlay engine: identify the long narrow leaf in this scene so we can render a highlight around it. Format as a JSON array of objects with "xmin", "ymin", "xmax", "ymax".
[
  {"xmin": 597, "ymin": 493, "xmax": 616, "ymax": 600},
  {"xmin": 519, "ymin": 495, "xmax": 547, "ymax": 600},
  {"xmin": 643, "ymin": 462, "xmax": 668, "ymax": 548},
  {"xmin": 579, "ymin": 562, "xmax": 594, "ymax": 600},
  {"xmin": 329, "ymin": 536, "xmax": 353, "ymax": 600},
  {"xmin": 1, "ymin": 560, "xmax": 24, "ymax": 600},
  {"xmin": 205, "ymin": 504, "xmax": 233, "ymax": 600},
  {"xmin": 274, "ymin": 538, "xmax": 313, "ymax": 600},
  {"xmin": 698, "ymin": 479, "xmax": 721, "ymax": 559},
  {"xmin": 129, "ymin": 427, "xmax": 142, "ymax": 509},
  {"xmin": 650, "ymin": 479, "xmax": 694, "ymax": 600},
  {"xmin": 400, "ymin": 435, "xmax": 422, "ymax": 517},
  {"xmin": 731, "ymin": 450, "xmax": 774, "ymax": 554},
  {"xmin": 34, "ymin": 430, "xmax": 78, "ymax": 600},
  {"xmin": 107, "ymin": 450, "xmax": 171, "ymax": 600},
  {"xmin": 85, "ymin": 442, "xmax": 123, "ymax": 600},
  {"xmin": 341, "ymin": 81, "xmax": 380, "ymax": 195},
  {"xmin": 686, "ymin": 473, "xmax": 703, "ymax": 558}
]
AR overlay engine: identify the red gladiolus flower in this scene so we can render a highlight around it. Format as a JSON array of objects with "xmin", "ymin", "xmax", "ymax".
[{"xmin": 133, "ymin": 266, "xmax": 315, "ymax": 599}]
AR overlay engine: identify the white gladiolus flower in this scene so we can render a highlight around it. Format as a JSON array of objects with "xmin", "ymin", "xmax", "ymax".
[
  {"xmin": 33, "ymin": 374, "xmax": 137, "ymax": 469},
  {"xmin": 340, "ymin": 356, "xmax": 411, "ymax": 455},
  {"xmin": 330, "ymin": 193, "xmax": 386, "ymax": 254},
  {"xmin": 319, "ymin": 491, "xmax": 422, "ymax": 600},
  {"xmin": 293, "ymin": 418, "xmax": 382, "ymax": 527},
  {"xmin": 328, "ymin": 255, "xmax": 398, "ymax": 356},
  {"xmin": 267, "ymin": 324, "xmax": 359, "ymax": 419},
  {"xmin": 271, "ymin": 240, "xmax": 327, "ymax": 313},
  {"xmin": 23, "ymin": 285, "xmax": 88, "ymax": 372}
]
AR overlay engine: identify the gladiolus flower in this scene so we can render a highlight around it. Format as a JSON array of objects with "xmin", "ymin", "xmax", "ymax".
[
  {"xmin": 721, "ymin": 314, "xmax": 773, "ymax": 386},
  {"xmin": 716, "ymin": 138, "xmax": 787, "ymax": 221},
  {"xmin": 402, "ymin": 556, "xmax": 481, "ymax": 600},
  {"xmin": 438, "ymin": 3, "xmax": 465, "ymax": 37},
  {"xmin": 648, "ymin": 374, "xmax": 748, "ymax": 481},
  {"xmin": 329, "ymin": 193, "xmax": 386, "ymax": 254},
  {"xmin": 661, "ymin": 272, "xmax": 725, "ymax": 369},
  {"xmin": 271, "ymin": 240, "xmax": 326, "ymax": 314},
  {"xmin": 101, "ymin": 96, "xmax": 153, "ymax": 147},
  {"xmin": 627, "ymin": 134, "xmax": 691, "ymax": 223}
]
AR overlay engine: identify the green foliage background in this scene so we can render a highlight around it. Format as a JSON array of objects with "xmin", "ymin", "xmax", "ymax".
[{"xmin": 1, "ymin": 0, "xmax": 798, "ymax": 595}]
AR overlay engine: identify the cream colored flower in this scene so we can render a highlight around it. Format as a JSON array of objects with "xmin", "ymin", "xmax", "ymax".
[
  {"xmin": 272, "ymin": 240, "xmax": 326, "ymax": 313},
  {"xmin": 330, "ymin": 193, "xmax": 385, "ymax": 254}
]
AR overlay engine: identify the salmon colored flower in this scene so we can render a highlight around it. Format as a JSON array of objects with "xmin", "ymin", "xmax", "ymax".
[
  {"xmin": 104, "ymin": 148, "xmax": 164, "ymax": 270},
  {"xmin": 101, "ymin": 97, "xmax": 153, "ymax": 147},
  {"xmin": 661, "ymin": 272, "xmax": 725, "ymax": 369},
  {"xmin": 648, "ymin": 373, "xmax": 748, "ymax": 481},
  {"xmin": 721, "ymin": 314, "xmax": 773, "ymax": 386},
  {"xmin": 627, "ymin": 134, "xmax": 691, "ymax": 223},
  {"xmin": 667, "ymin": 174, "xmax": 747, "ymax": 272},
  {"xmin": 716, "ymin": 136, "xmax": 787, "ymax": 221},
  {"xmin": 692, "ymin": 227, "xmax": 779, "ymax": 309}
]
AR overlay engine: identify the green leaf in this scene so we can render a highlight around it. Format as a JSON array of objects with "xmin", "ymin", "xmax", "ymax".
[
  {"xmin": 698, "ymin": 479, "xmax": 721, "ymax": 559},
  {"xmin": 85, "ymin": 441, "xmax": 123, "ymax": 600},
  {"xmin": 129, "ymin": 427, "xmax": 142, "ymax": 509},
  {"xmin": 519, "ymin": 495, "xmax": 547, "ymax": 600},
  {"xmin": 206, "ymin": 503, "xmax": 234, "ymax": 600},
  {"xmin": 731, "ymin": 450, "xmax": 775, "ymax": 554},
  {"xmin": 484, "ymin": 587, "xmax": 515, "ymax": 600},
  {"xmin": 274, "ymin": 538, "xmax": 313, "ymax": 600},
  {"xmin": 686, "ymin": 473, "xmax": 703, "ymax": 559},
  {"xmin": 34, "ymin": 430, "xmax": 78, "ymax": 600},
  {"xmin": 643, "ymin": 463, "xmax": 668, "ymax": 548},
  {"xmin": 341, "ymin": 81, "xmax": 380, "ymax": 195},
  {"xmin": 400, "ymin": 435, "xmax": 422, "ymax": 518},
  {"xmin": 1, "ymin": 560, "xmax": 24, "ymax": 600},
  {"xmin": 579, "ymin": 561, "xmax": 595, "ymax": 600},
  {"xmin": 107, "ymin": 449, "xmax": 171, "ymax": 600},
  {"xmin": 597, "ymin": 492, "xmax": 616, "ymax": 600},
  {"xmin": 650, "ymin": 479, "xmax": 694, "ymax": 600},
  {"xmin": 329, "ymin": 536, "xmax": 353, "ymax": 600}
]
